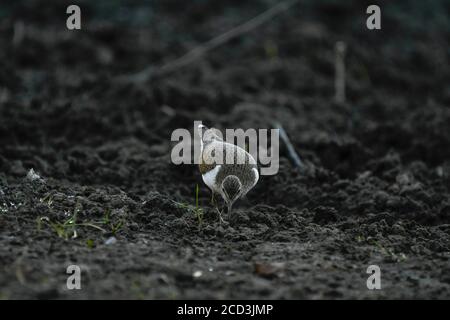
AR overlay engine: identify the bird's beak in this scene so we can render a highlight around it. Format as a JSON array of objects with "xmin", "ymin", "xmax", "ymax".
[
  {"xmin": 225, "ymin": 191, "xmax": 241, "ymax": 215},
  {"xmin": 198, "ymin": 124, "xmax": 208, "ymax": 139},
  {"xmin": 227, "ymin": 200, "xmax": 234, "ymax": 215}
]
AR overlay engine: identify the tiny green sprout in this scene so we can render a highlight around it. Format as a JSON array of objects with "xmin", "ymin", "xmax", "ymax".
[
  {"xmin": 196, "ymin": 184, "xmax": 200, "ymax": 208},
  {"xmin": 174, "ymin": 188, "xmax": 204, "ymax": 227},
  {"xmin": 102, "ymin": 208, "xmax": 124, "ymax": 235},
  {"xmin": 86, "ymin": 239, "xmax": 95, "ymax": 249},
  {"xmin": 37, "ymin": 216, "xmax": 72, "ymax": 240},
  {"xmin": 195, "ymin": 209, "xmax": 204, "ymax": 227},
  {"xmin": 38, "ymin": 201, "xmax": 107, "ymax": 240},
  {"xmin": 194, "ymin": 184, "xmax": 204, "ymax": 226},
  {"xmin": 103, "ymin": 208, "xmax": 111, "ymax": 225},
  {"xmin": 110, "ymin": 220, "xmax": 124, "ymax": 236},
  {"xmin": 40, "ymin": 192, "xmax": 54, "ymax": 207}
]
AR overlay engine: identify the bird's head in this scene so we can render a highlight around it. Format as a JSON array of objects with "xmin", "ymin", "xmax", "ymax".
[
  {"xmin": 221, "ymin": 175, "xmax": 243, "ymax": 208},
  {"xmin": 198, "ymin": 124, "xmax": 222, "ymax": 147}
]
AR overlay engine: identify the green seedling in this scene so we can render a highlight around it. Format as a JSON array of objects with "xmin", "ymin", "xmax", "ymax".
[
  {"xmin": 86, "ymin": 239, "xmax": 95, "ymax": 249},
  {"xmin": 102, "ymin": 208, "xmax": 124, "ymax": 235},
  {"xmin": 194, "ymin": 184, "xmax": 204, "ymax": 226},
  {"xmin": 110, "ymin": 220, "xmax": 124, "ymax": 236},
  {"xmin": 38, "ymin": 215, "xmax": 107, "ymax": 240},
  {"xmin": 103, "ymin": 208, "xmax": 111, "ymax": 225},
  {"xmin": 174, "ymin": 185, "xmax": 204, "ymax": 227},
  {"xmin": 40, "ymin": 192, "xmax": 54, "ymax": 207},
  {"xmin": 38, "ymin": 201, "xmax": 107, "ymax": 240},
  {"xmin": 195, "ymin": 184, "xmax": 199, "ymax": 208}
]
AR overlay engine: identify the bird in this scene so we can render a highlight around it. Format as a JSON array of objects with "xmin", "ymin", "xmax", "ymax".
[{"xmin": 198, "ymin": 124, "xmax": 259, "ymax": 220}]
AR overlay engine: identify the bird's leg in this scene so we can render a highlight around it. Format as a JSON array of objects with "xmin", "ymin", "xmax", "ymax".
[
  {"xmin": 215, "ymin": 206, "xmax": 225, "ymax": 224},
  {"xmin": 210, "ymin": 191, "xmax": 216, "ymax": 206},
  {"xmin": 210, "ymin": 192, "xmax": 224, "ymax": 223},
  {"xmin": 227, "ymin": 202, "xmax": 233, "ymax": 216}
]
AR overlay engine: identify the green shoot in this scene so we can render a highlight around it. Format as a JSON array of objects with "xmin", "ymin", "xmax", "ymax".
[
  {"xmin": 175, "ymin": 186, "xmax": 205, "ymax": 226},
  {"xmin": 38, "ymin": 201, "xmax": 114, "ymax": 240},
  {"xmin": 195, "ymin": 184, "xmax": 199, "ymax": 208},
  {"xmin": 103, "ymin": 208, "xmax": 111, "ymax": 225},
  {"xmin": 86, "ymin": 239, "xmax": 95, "ymax": 249},
  {"xmin": 103, "ymin": 208, "xmax": 124, "ymax": 235},
  {"xmin": 38, "ymin": 216, "xmax": 107, "ymax": 240},
  {"xmin": 40, "ymin": 192, "xmax": 54, "ymax": 207},
  {"xmin": 194, "ymin": 184, "xmax": 204, "ymax": 226},
  {"xmin": 110, "ymin": 220, "xmax": 124, "ymax": 236}
]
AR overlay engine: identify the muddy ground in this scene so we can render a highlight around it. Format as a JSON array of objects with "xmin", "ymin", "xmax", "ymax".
[{"xmin": 0, "ymin": 0, "xmax": 449, "ymax": 299}]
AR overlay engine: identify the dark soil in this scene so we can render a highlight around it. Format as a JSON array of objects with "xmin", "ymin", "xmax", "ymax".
[{"xmin": 1, "ymin": 0, "xmax": 450, "ymax": 299}]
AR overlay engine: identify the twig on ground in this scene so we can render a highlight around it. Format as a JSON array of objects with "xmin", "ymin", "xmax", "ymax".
[
  {"xmin": 334, "ymin": 41, "xmax": 347, "ymax": 104},
  {"xmin": 12, "ymin": 21, "xmax": 25, "ymax": 47},
  {"xmin": 273, "ymin": 121, "xmax": 305, "ymax": 172},
  {"xmin": 117, "ymin": 0, "xmax": 299, "ymax": 83}
]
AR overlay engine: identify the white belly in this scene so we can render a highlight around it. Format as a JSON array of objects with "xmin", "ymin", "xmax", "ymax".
[
  {"xmin": 202, "ymin": 165, "xmax": 221, "ymax": 192},
  {"xmin": 252, "ymin": 168, "xmax": 259, "ymax": 187}
]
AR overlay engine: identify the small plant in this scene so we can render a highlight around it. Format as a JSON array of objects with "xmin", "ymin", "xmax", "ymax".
[
  {"xmin": 40, "ymin": 191, "xmax": 54, "ymax": 207},
  {"xmin": 38, "ymin": 215, "xmax": 107, "ymax": 240},
  {"xmin": 37, "ymin": 202, "xmax": 79, "ymax": 239},
  {"xmin": 38, "ymin": 201, "xmax": 108, "ymax": 240},
  {"xmin": 110, "ymin": 220, "xmax": 124, "ymax": 236},
  {"xmin": 102, "ymin": 208, "xmax": 124, "ymax": 235},
  {"xmin": 86, "ymin": 239, "xmax": 95, "ymax": 249},
  {"xmin": 195, "ymin": 184, "xmax": 200, "ymax": 208},
  {"xmin": 103, "ymin": 208, "xmax": 111, "ymax": 225},
  {"xmin": 173, "ymin": 186, "xmax": 204, "ymax": 227},
  {"xmin": 194, "ymin": 184, "xmax": 204, "ymax": 226}
]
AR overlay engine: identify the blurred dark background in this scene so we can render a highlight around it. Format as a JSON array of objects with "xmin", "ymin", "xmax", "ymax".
[
  {"xmin": 0, "ymin": 0, "xmax": 449, "ymax": 299},
  {"xmin": 1, "ymin": 0, "xmax": 449, "ymax": 186}
]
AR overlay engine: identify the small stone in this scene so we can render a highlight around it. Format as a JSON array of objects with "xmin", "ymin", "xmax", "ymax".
[
  {"xmin": 26, "ymin": 168, "xmax": 43, "ymax": 182},
  {"xmin": 104, "ymin": 237, "xmax": 117, "ymax": 245},
  {"xmin": 192, "ymin": 270, "xmax": 203, "ymax": 278}
]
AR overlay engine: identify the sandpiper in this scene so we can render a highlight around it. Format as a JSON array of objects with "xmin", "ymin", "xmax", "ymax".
[{"xmin": 198, "ymin": 124, "xmax": 259, "ymax": 219}]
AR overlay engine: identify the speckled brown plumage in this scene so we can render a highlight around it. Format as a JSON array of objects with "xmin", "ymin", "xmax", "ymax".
[{"xmin": 198, "ymin": 125, "xmax": 259, "ymax": 212}]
